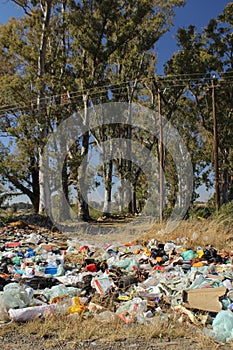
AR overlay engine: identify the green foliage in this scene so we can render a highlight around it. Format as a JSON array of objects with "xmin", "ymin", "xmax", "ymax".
[
  {"xmin": 187, "ymin": 204, "xmax": 214, "ymax": 220},
  {"xmin": 1, "ymin": 0, "xmax": 233, "ymax": 221},
  {"xmin": 163, "ymin": 3, "xmax": 233, "ymax": 210}
]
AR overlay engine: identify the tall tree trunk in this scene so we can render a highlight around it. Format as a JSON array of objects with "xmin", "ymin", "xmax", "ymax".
[
  {"xmin": 77, "ymin": 95, "xmax": 90, "ymax": 221},
  {"xmin": 37, "ymin": 0, "xmax": 52, "ymax": 213},
  {"xmin": 31, "ymin": 164, "xmax": 40, "ymax": 213},
  {"xmin": 6, "ymin": 173, "xmax": 38, "ymax": 213},
  {"xmin": 118, "ymin": 158, "xmax": 127, "ymax": 212},
  {"xmin": 229, "ymin": 174, "xmax": 233, "ymax": 201},
  {"xmin": 59, "ymin": 144, "xmax": 70, "ymax": 221},
  {"xmin": 127, "ymin": 100, "xmax": 133, "ymax": 214},
  {"xmin": 132, "ymin": 183, "xmax": 137, "ymax": 214},
  {"xmin": 102, "ymin": 159, "xmax": 113, "ymax": 217}
]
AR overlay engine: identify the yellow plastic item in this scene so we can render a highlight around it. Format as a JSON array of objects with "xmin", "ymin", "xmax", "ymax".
[
  {"xmin": 197, "ymin": 250, "xmax": 204, "ymax": 258},
  {"xmin": 144, "ymin": 247, "xmax": 151, "ymax": 256},
  {"xmin": 67, "ymin": 297, "xmax": 87, "ymax": 314},
  {"xmin": 118, "ymin": 295, "xmax": 131, "ymax": 301},
  {"xmin": 156, "ymin": 256, "xmax": 162, "ymax": 262}
]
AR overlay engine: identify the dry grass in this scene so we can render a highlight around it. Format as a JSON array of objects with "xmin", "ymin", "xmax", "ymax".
[
  {"xmin": 0, "ymin": 298, "xmax": 232, "ymax": 349},
  {"xmin": 76, "ymin": 216, "xmax": 233, "ymax": 252},
  {"xmin": 1, "ymin": 312, "xmax": 231, "ymax": 349},
  {"xmin": 139, "ymin": 217, "xmax": 233, "ymax": 250}
]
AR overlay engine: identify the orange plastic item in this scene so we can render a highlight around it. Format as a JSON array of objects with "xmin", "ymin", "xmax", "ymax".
[
  {"xmin": 192, "ymin": 261, "xmax": 203, "ymax": 267},
  {"xmin": 13, "ymin": 273, "xmax": 21, "ymax": 280},
  {"xmin": 124, "ymin": 243, "xmax": 134, "ymax": 247}
]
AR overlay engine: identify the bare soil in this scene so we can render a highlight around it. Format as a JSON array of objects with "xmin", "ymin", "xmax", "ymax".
[{"xmin": 0, "ymin": 332, "xmax": 230, "ymax": 350}]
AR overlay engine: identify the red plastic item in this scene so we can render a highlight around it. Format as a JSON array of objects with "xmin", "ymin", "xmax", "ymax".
[
  {"xmin": 5, "ymin": 242, "xmax": 21, "ymax": 248},
  {"xmin": 85, "ymin": 263, "xmax": 97, "ymax": 272},
  {"xmin": 79, "ymin": 245, "xmax": 89, "ymax": 253},
  {"xmin": 153, "ymin": 265, "xmax": 164, "ymax": 272}
]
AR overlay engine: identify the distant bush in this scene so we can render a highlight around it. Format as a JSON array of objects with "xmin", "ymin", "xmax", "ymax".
[
  {"xmin": 212, "ymin": 201, "xmax": 233, "ymax": 227},
  {"xmin": 187, "ymin": 204, "xmax": 214, "ymax": 220}
]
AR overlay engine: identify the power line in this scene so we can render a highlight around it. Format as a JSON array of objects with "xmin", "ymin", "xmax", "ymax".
[
  {"xmin": 0, "ymin": 73, "xmax": 233, "ymax": 116},
  {"xmin": 1, "ymin": 71, "xmax": 233, "ymax": 113}
]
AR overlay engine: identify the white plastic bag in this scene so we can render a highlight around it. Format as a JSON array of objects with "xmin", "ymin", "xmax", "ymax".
[
  {"xmin": 205, "ymin": 310, "xmax": 233, "ymax": 343},
  {"xmin": 8, "ymin": 304, "xmax": 56, "ymax": 322}
]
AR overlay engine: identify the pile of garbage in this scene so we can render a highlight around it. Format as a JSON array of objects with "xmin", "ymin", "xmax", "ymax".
[{"xmin": 1, "ymin": 221, "xmax": 233, "ymax": 343}]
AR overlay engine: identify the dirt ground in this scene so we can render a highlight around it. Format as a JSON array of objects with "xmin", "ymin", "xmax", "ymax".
[
  {"xmin": 1, "ymin": 322, "xmax": 232, "ymax": 350},
  {"xmin": 0, "ymin": 334, "xmax": 230, "ymax": 350}
]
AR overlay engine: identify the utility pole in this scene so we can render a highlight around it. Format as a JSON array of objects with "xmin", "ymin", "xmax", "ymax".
[
  {"xmin": 158, "ymin": 88, "xmax": 163, "ymax": 223},
  {"xmin": 212, "ymin": 76, "xmax": 220, "ymax": 212}
]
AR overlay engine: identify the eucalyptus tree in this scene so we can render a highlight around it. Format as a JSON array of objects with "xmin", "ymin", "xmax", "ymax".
[
  {"xmin": 85, "ymin": 0, "xmax": 187, "ymax": 216},
  {"xmin": 0, "ymin": 0, "xmax": 186, "ymax": 220},
  {"xmin": 0, "ymin": 1, "xmax": 74, "ymax": 213},
  {"xmin": 163, "ymin": 2, "xmax": 233, "ymax": 208}
]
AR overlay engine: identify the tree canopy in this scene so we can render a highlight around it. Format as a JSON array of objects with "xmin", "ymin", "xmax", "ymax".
[{"xmin": 0, "ymin": 0, "xmax": 232, "ymax": 223}]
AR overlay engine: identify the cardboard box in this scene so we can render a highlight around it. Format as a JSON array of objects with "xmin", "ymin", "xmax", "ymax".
[{"xmin": 182, "ymin": 287, "xmax": 226, "ymax": 312}]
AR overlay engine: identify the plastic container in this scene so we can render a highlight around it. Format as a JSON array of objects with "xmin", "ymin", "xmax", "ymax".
[{"xmin": 45, "ymin": 267, "xmax": 58, "ymax": 275}]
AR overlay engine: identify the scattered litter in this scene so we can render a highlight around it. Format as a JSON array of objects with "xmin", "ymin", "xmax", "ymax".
[{"xmin": 1, "ymin": 223, "xmax": 233, "ymax": 343}]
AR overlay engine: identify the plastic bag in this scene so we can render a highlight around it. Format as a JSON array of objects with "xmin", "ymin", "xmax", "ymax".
[
  {"xmin": 181, "ymin": 250, "xmax": 196, "ymax": 261},
  {"xmin": 92, "ymin": 277, "xmax": 115, "ymax": 295},
  {"xmin": 8, "ymin": 304, "xmax": 56, "ymax": 322},
  {"xmin": 94, "ymin": 310, "xmax": 117, "ymax": 323},
  {"xmin": 113, "ymin": 258, "xmax": 139, "ymax": 272},
  {"xmin": 116, "ymin": 297, "xmax": 147, "ymax": 323},
  {"xmin": 0, "ymin": 283, "xmax": 32, "ymax": 321},
  {"xmin": 42, "ymin": 284, "xmax": 82, "ymax": 301},
  {"xmin": 205, "ymin": 310, "xmax": 233, "ymax": 343},
  {"xmin": 2, "ymin": 283, "xmax": 31, "ymax": 309},
  {"xmin": 0, "ymin": 291, "xmax": 8, "ymax": 321}
]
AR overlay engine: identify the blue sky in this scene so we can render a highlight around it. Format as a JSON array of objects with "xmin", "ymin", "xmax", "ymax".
[
  {"xmin": 156, "ymin": 0, "xmax": 231, "ymax": 73},
  {"xmin": 0, "ymin": 0, "xmax": 230, "ymax": 74}
]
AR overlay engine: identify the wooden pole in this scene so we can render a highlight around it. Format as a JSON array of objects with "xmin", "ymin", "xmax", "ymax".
[
  {"xmin": 158, "ymin": 88, "xmax": 163, "ymax": 222},
  {"xmin": 212, "ymin": 77, "xmax": 220, "ymax": 212}
]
